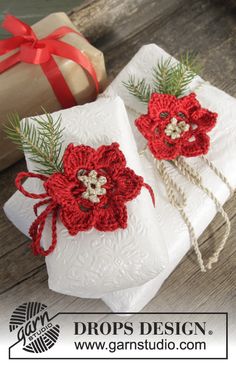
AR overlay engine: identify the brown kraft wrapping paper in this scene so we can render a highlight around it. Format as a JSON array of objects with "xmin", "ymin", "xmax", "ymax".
[{"xmin": 0, "ymin": 12, "xmax": 107, "ymax": 170}]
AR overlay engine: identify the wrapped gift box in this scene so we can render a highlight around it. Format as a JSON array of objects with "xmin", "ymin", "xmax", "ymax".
[
  {"xmin": 4, "ymin": 96, "xmax": 168, "ymax": 299},
  {"xmin": 99, "ymin": 44, "xmax": 236, "ymax": 312},
  {"xmin": 5, "ymin": 44, "xmax": 236, "ymax": 312},
  {"xmin": 0, "ymin": 12, "xmax": 107, "ymax": 170}
]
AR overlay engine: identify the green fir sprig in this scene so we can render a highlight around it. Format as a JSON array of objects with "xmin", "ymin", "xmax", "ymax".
[
  {"xmin": 123, "ymin": 52, "xmax": 201, "ymax": 102},
  {"xmin": 123, "ymin": 76, "xmax": 153, "ymax": 103},
  {"xmin": 5, "ymin": 111, "xmax": 64, "ymax": 175}
]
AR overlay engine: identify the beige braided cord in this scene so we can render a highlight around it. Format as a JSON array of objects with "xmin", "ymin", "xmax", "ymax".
[
  {"xmin": 201, "ymin": 155, "xmax": 235, "ymax": 197},
  {"xmin": 156, "ymin": 160, "xmax": 186, "ymax": 209},
  {"xmin": 140, "ymin": 147, "xmax": 207, "ymax": 271},
  {"xmin": 139, "ymin": 145, "xmax": 148, "ymax": 156},
  {"xmin": 173, "ymin": 157, "xmax": 231, "ymax": 270},
  {"xmin": 156, "ymin": 160, "xmax": 206, "ymax": 272}
]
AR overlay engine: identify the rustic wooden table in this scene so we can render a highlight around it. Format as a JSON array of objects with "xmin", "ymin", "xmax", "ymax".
[{"xmin": 0, "ymin": 0, "xmax": 235, "ymax": 329}]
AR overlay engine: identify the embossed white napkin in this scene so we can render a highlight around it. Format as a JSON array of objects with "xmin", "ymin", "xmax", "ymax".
[
  {"xmin": 101, "ymin": 44, "xmax": 236, "ymax": 312},
  {"xmin": 4, "ymin": 96, "xmax": 168, "ymax": 299}
]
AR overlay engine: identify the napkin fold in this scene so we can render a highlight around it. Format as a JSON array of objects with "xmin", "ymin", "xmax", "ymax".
[
  {"xmin": 100, "ymin": 44, "xmax": 236, "ymax": 312},
  {"xmin": 4, "ymin": 96, "xmax": 168, "ymax": 298}
]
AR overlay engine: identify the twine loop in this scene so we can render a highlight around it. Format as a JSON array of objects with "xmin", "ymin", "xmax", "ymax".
[
  {"xmin": 140, "ymin": 147, "xmax": 233, "ymax": 272},
  {"xmin": 173, "ymin": 156, "xmax": 231, "ymax": 270}
]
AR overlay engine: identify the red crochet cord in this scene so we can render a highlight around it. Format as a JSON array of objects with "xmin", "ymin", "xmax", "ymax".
[
  {"xmin": 15, "ymin": 172, "xmax": 57, "ymax": 256},
  {"xmin": 15, "ymin": 143, "xmax": 155, "ymax": 256},
  {"xmin": 143, "ymin": 182, "xmax": 155, "ymax": 206},
  {"xmin": 29, "ymin": 203, "xmax": 58, "ymax": 256}
]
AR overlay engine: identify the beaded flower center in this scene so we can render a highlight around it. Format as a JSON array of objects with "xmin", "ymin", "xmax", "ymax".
[
  {"xmin": 165, "ymin": 117, "xmax": 190, "ymax": 140},
  {"xmin": 77, "ymin": 170, "xmax": 107, "ymax": 203}
]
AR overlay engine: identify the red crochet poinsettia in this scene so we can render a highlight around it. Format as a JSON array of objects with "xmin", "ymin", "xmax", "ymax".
[
  {"xmin": 135, "ymin": 92, "xmax": 217, "ymax": 160},
  {"xmin": 16, "ymin": 142, "xmax": 154, "ymax": 256}
]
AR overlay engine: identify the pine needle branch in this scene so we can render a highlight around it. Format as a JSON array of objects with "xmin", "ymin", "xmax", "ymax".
[
  {"xmin": 123, "ymin": 51, "xmax": 201, "ymax": 101},
  {"xmin": 153, "ymin": 52, "xmax": 201, "ymax": 97},
  {"xmin": 122, "ymin": 76, "xmax": 153, "ymax": 103},
  {"xmin": 4, "ymin": 112, "xmax": 64, "ymax": 175},
  {"xmin": 152, "ymin": 57, "xmax": 174, "ymax": 94}
]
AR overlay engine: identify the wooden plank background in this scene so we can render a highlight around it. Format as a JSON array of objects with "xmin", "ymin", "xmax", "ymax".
[
  {"xmin": 0, "ymin": 0, "xmax": 84, "ymax": 39},
  {"xmin": 0, "ymin": 0, "xmax": 235, "ymax": 335}
]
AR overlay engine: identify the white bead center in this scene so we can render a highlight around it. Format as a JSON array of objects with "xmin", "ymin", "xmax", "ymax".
[
  {"xmin": 165, "ymin": 117, "xmax": 190, "ymax": 140},
  {"xmin": 78, "ymin": 170, "xmax": 107, "ymax": 203}
]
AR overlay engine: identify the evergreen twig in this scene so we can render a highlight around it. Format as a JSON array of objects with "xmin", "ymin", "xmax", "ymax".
[
  {"xmin": 122, "ymin": 76, "xmax": 153, "ymax": 103},
  {"xmin": 152, "ymin": 57, "xmax": 174, "ymax": 94},
  {"xmin": 123, "ymin": 52, "xmax": 201, "ymax": 101},
  {"xmin": 5, "ymin": 111, "xmax": 64, "ymax": 175},
  {"xmin": 167, "ymin": 52, "xmax": 201, "ymax": 97}
]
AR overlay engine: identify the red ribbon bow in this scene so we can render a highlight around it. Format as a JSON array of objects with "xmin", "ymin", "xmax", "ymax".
[{"xmin": 0, "ymin": 14, "xmax": 99, "ymax": 108}]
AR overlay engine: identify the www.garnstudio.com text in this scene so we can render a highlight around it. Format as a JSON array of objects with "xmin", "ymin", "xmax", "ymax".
[{"xmin": 73, "ymin": 320, "xmax": 207, "ymax": 353}]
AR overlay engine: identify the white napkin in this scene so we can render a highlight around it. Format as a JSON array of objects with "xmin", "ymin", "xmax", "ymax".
[
  {"xmin": 4, "ymin": 96, "xmax": 168, "ymax": 298},
  {"xmin": 100, "ymin": 44, "xmax": 236, "ymax": 312}
]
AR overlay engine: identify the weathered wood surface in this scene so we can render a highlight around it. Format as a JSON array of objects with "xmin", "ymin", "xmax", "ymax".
[
  {"xmin": 0, "ymin": 0, "xmax": 236, "ymax": 329},
  {"xmin": 0, "ymin": 0, "xmax": 84, "ymax": 39}
]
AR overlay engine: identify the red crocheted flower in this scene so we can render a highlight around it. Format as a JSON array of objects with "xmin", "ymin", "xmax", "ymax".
[
  {"xmin": 135, "ymin": 93, "xmax": 217, "ymax": 160},
  {"xmin": 16, "ymin": 143, "xmax": 154, "ymax": 256},
  {"xmin": 44, "ymin": 142, "xmax": 145, "ymax": 234}
]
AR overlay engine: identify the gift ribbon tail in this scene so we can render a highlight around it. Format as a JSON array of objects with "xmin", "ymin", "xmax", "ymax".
[
  {"xmin": 0, "ymin": 52, "xmax": 21, "ymax": 73},
  {"xmin": 2, "ymin": 14, "xmax": 35, "ymax": 37},
  {"xmin": 0, "ymin": 36, "xmax": 24, "ymax": 55}
]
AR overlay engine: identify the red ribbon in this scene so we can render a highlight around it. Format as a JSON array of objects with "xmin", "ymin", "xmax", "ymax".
[
  {"xmin": 15, "ymin": 171, "xmax": 58, "ymax": 256},
  {"xmin": 0, "ymin": 15, "xmax": 99, "ymax": 108}
]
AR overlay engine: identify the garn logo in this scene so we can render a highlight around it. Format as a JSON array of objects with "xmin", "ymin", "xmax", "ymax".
[{"xmin": 9, "ymin": 302, "xmax": 60, "ymax": 353}]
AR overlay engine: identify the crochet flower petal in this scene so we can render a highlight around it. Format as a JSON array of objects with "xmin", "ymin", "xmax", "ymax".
[
  {"xmin": 113, "ymin": 167, "xmax": 144, "ymax": 202},
  {"xmin": 149, "ymin": 137, "xmax": 181, "ymax": 160},
  {"xmin": 148, "ymin": 93, "xmax": 177, "ymax": 121},
  {"xmin": 63, "ymin": 143, "xmax": 95, "ymax": 180},
  {"xmin": 60, "ymin": 204, "xmax": 95, "ymax": 235},
  {"xmin": 44, "ymin": 173, "xmax": 77, "ymax": 206},
  {"xmin": 16, "ymin": 141, "xmax": 153, "ymax": 256},
  {"xmin": 135, "ymin": 92, "xmax": 217, "ymax": 159},
  {"xmin": 94, "ymin": 203, "xmax": 128, "ymax": 231},
  {"xmin": 95, "ymin": 143, "xmax": 126, "ymax": 176},
  {"xmin": 178, "ymin": 93, "xmax": 201, "ymax": 115},
  {"xmin": 181, "ymin": 132, "xmax": 210, "ymax": 157},
  {"xmin": 135, "ymin": 114, "xmax": 154, "ymax": 139},
  {"xmin": 191, "ymin": 108, "xmax": 217, "ymax": 133}
]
